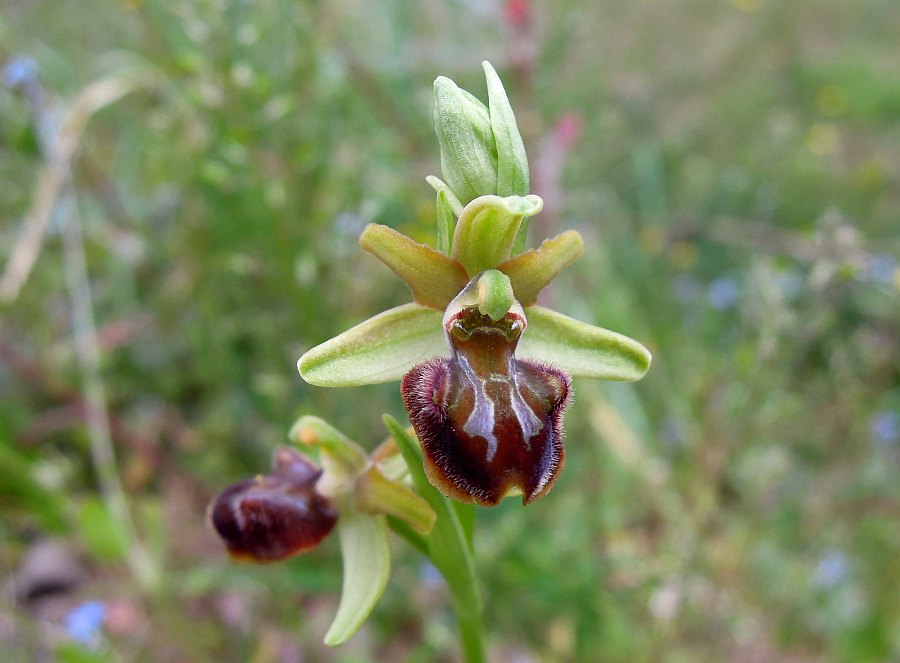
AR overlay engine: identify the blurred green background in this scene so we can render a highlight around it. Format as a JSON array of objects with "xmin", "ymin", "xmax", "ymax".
[{"xmin": 2, "ymin": 0, "xmax": 899, "ymax": 661}]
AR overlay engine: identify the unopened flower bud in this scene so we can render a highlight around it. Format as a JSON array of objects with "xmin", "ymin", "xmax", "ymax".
[
  {"xmin": 431, "ymin": 62, "xmax": 530, "ymax": 207},
  {"xmin": 433, "ymin": 75, "xmax": 497, "ymax": 205}
]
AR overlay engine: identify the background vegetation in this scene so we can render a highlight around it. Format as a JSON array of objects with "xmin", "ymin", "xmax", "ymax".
[{"xmin": 2, "ymin": 0, "xmax": 898, "ymax": 661}]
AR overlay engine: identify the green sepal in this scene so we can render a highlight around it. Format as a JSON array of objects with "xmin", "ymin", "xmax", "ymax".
[
  {"xmin": 298, "ymin": 303, "xmax": 447, "ymax": 387},
  {"xmin": 288, "ymin": 415, "xmax": 368, "ymax": 474},
  {"xmin": 483, "ymin": 61, "xmax": 529, "ymax": 198},
  {"xmin": 427, "ymin": 175, "xmax": 464, "ymax": 218},
  {"xmin": 436, "ymin": 190, "xmax": 456, "ymax": 254},
  {"xmin": 497, "ymin": 230, "xmax": 584, "ymax": 305},
  {"xmin": 433, "ymin": 75, "xmax": 497, "ymax": 205},
  {"xmin": 323, "ymin": 508, "xmax": 391, "ymax": 646},
  {"xmin": 518, "ymin": 305, "xmax": 652, "ymax": 381},
  {"xmin": 451, "ymin": 194, "xmax": 543, "ymax": 275},
  {"xmin": 355, "ymin": 466, "xmax": 436, "ymax": 535},
  {"xmin": 477, "ymin": 269, "xmax": 516, "ymax": 321},
  {"xmin": 359, "ymin": 224, "xmax": 469, "ymax": 310}
]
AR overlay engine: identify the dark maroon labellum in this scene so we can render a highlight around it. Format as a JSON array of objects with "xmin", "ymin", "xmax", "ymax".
[
  {"xmin": 209, "ymin": 447, "xmax": 338, "ymax": 563},
  {"xmin": 402, "ymin": 305, "xmax": 571, "ymax": 506}
]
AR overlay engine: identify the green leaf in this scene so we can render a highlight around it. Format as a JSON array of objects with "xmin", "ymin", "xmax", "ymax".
[
  {"xmin": 451, "ymin": 194, "xmax": 543, "ymax": 275},
  {"xmin": 0, "ymin": 441, "xmax": 67, "ymax": 532},
  {"xmin": 382, "ymin": 418, "xmax": 442, "ymax": 513},
  {"xmin": 385, "ymin": 516, "xmax": 429, "ymax": 555},
  {"xmin": 483, "ymin": 61, "xmax": 529, "ymax": 197},
  {"xmin": 324, "ymin": 509, "xmax": 391, "ymax": 646},
  {"xmin": 298, "ymin": 304, "xmax": 447, "ymax": 386},
  {"xmin": 519, "ymin": 305, "xmax": 652, "ymax": 381},
  {"xmin": 452, "ymin": 501, "xmax": 476, "ymax": 553},
  {"xmin": 382, "ymin": 417, "xmax": 482, "ymax": 611},
  {"xmin": 384, "ymin": 417, "xmax": 486, "ymax": 662},
  {"xmin": 359, "ymin": 224, "xmax": 468, "ymax": 310},
  {"xmin": 56, "ymin": 643, "xmax": 112, "ymax": 663},
  {"xmin": 497, "ymin": 230, "xmax": 584, "ymax": 305},
  {"xmin": 78, "ymin": 497, "xmax": 128, "ymax": 562}
]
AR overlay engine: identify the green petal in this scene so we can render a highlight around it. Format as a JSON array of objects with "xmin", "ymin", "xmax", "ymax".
[
  {"xmin": 359, "ymin": 224, "xmax": 469, "ymax": 310},
  {"xmin": 519, "ymin": 305, "xmax": 651, "ymax": 381},
  {"xmin": 483, "ymin": 61, "xmax": 529, "ymax": 198},
  {"xmin": 451, "ymin": 194, "xmax": 543, "ymax": 275},
  {"xmin": 355, "ymin": 466, "xmax": 436, "ymax": 535},
  {"xmin": 298, "ymin": 303, "xmax": 447, "ymax": 386},
  {"xmin": 324, "ymin": 509, "xmax": 391, "ymax": 646},
  {"xmin": 497, "ymin": 230, "xmax": 584, "ymax": 305}
]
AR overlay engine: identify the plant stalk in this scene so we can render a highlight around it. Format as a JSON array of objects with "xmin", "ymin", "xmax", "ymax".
[{"xmin": 452, "ymin": 588, "xmax": 487, "ymax": 663}]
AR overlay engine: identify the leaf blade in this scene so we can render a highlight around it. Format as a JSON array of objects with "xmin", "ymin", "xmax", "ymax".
[{"xmin": 383, "ymin": 416, "xmax": 482, "ymax": 613}]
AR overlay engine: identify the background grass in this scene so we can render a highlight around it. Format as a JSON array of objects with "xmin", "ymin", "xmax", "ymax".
[{"xmin": 1, "ymin": 0, "xmax": 899, "ymax": 661}]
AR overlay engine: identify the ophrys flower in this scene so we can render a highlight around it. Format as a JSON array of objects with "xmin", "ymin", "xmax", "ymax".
[{"xmin": 297, "ymin": 62, "xmax": 651, "ymax": 505}]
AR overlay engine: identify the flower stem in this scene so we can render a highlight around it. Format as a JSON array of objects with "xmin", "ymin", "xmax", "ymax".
[
  {"xmin": 451, "ymin": 580, "xmax": 486, "ymax": 663},
  {"xmin": 447, "ymin": 502, "xmax": 483, "ymax": 662},
  {"xmin": 384, "ymin": 416, "xmax": 487, "ymax": 663}
]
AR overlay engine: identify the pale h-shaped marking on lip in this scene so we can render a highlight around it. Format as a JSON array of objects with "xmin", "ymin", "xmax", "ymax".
[{"xmin": 455, "ymin": 351, "xmax": 544, "ymax": 464}]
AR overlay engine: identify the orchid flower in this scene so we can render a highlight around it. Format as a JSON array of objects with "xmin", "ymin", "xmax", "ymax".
[
  {"xmin": 209, "ymin": 417, "xmax": 434, "ymax": 645},
  {"xmin": 297, "ymin": 62, "xmax": 651, "ymax": 506}
]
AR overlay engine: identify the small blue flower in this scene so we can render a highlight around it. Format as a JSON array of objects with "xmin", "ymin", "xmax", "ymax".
[
  {"xmin": 707, "ymin": 277, "xmax": 740, "ymax": 311},
  {"xmin": 1, "ymin": 56, "xmax": 38, "ymax": 90},
  {"xmin": 64, "ymin": 600, "xmax": 106, "ymax": 646},
  {"xmin": 813, "ymin": 551, "xmax": 849, "ymax": 589},
  {"xmin": 868, "ymin": 254, "xmax": 897, "ymax": 284},
  {"xmin": 419, "ymin": 561, "xmax": 445, "ymax": 590},
  {"xmin": 870, "ymin": 411, "xmax": 899, "ymax": 447}
]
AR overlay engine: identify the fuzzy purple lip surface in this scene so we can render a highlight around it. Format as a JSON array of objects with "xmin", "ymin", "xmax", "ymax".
[
  {"xmin": 403, "ymin": 307, "xmax": 571, "ymax": 506},
  {"xmin": 210, "ymin": 447, "xmax": 338, "ymax": 562}
]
